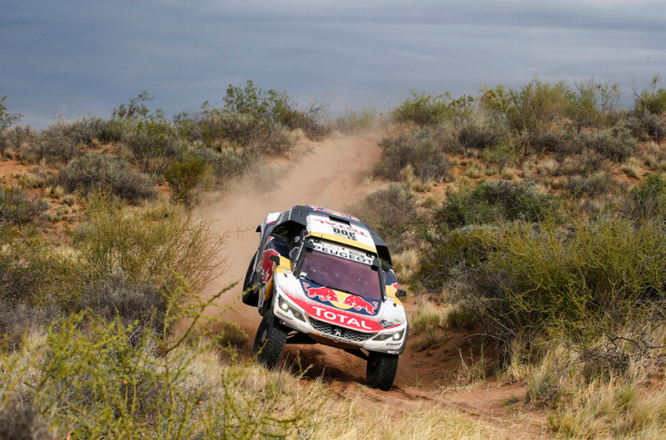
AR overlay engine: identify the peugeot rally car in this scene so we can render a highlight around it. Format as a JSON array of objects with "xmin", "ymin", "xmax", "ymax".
[{"xmin": 242, "ymin": 205, "xmax": 408, "ymax": 391}]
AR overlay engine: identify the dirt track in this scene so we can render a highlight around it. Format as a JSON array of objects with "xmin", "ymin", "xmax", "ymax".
[{"xmin": 195, "ymin": 133, "xmax": 535, "ymax": 437}]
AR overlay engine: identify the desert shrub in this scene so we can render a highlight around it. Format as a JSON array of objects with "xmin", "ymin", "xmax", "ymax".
[
  {"xmin": 565, "ymin": 172, "xmax": 620, "ymax": 198},
  {"xmin": 449, "ymin": 115, "xmax": 507, "ymax": 152},
  {"xmin": 626, "ymin": 174, "xmax": 666, "ymax": 220},
  {"xmin": 190, "ymin": 146, "xmax": 258, "ymax": 181},
  {"xmin": 223, "ymin": 80, "xmax": 329, "ymax": 140},
  {"xmin": 627, "ymin": 111, "xmax": 666, "ymax": 143},
  {"xmin": 0, "ymin": 291, "xmax": 316, "ymax": 439},
  {"xmin": 0, "ymin": 184, "xmax": 48, "ymax": 225},
  {"xmin": 164, "ymin": 154, "xmax": 213, "ymax": 205},
  {"xmin": 565, "ymin": 78, "xmax": 621, "ymax": 130},
  {"xmin": 414, "ymin": 224, "xmax": 495, "ymax": 292},
  {"xmin": 481, "ymin": 79, "xmax": 570, "ymax": 133},
  {"xmin": 0, "ymin": 93, "xmax": 21, "ymax": 140},
  {"xmin": 78, "ymin": 274, "xmax": 168, "ymax": 342},
  {"xmin": 436, "ymin": 180, "xmax": 560, "ymax": 229},
  {"xmin": 374, "ymin": 129, "xmax": 451, "ymax": 182},
  {"xmin": 73, "ymin": 195, "xmax": 225, "ymax": 292},
  {"xmin": 436, "ymin": 217, "xmax": 666, "ymax": 356},
  {"xmin": 0, "ymin": 405, "xmax": 52, "ymax": 440},
  {"xmin": 335, "ymin": 107, "xmax": 377, "ymax": 133},
  {"xmin": 583, "ymin": 130, "xmax": 635, "ymax": 163},
  {"xmin": 349, "ymin": 184, "xmax": 421, "ymax": 253},
  {"xmin": 58, "ymin": 152, "xmax": 157, "ymax": 204},
  {"xmin": 121, "ymin": 119, "xmax": 180, "ymax": 175},
  {"xmin": 634, "ymin": 75, "xmax": 666, "ymax": 116},
  {"xmin": 522, "ymin": 130, "xmax": 574, "ymax": 155},
  {"xmin": 111, "ymin": 92, "xmax": 180, "ymax": 174},
  {"xmin": 391, "ymin": 90, "xmax": 475, "ymax": 126},
  {"xmin": 177, "ymin": 109, "xmax": 296, "ymax": 157}
]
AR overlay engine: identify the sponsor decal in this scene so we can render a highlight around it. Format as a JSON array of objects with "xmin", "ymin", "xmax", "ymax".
[
  {"xmin": 302, "ymin": 281, "xmax": 379, "ymax": 316},
  {"xmin": 312, "ymin": 218, "xmax": 369, "ymax": 238},
  {"xmin": 312, "ymin": 242, "xmax": 374, "ymax": 265},
  {"xmin": 385, "ymin": 342, "xmax": 402, "ymax": 346},
  {"xmin": 333, "ymin": 226, "xmax": 357, "ymax": 241},
  {"xmin": 387, "ymin": 350, "xmax": 399, "ymax": 354},
  {"xmin": 283, "ymin": 292, "xmax": 384, "ymax": 332},
  {"xmin": 308, "ymin": 205, "xmax": 360, "ymax": 222},
  {"xmin": 259, "ymin": 239, "xmax": 280, "ymax": 283}
]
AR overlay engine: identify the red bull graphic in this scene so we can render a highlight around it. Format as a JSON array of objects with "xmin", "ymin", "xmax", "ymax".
[
  {"xmin": 342, "ymin": 295, "xmax": 378, "ymax": 315},
  {"xmin": 300, "ymin": 280, "xmax": 380, "ymax": 316},
  {"xmin": 303, "ymin": 283, "xmax": 341, "ymax": 303},
  {"xmin": 259, "ymin": 247, "xmax": 280, "ymax": 283}
]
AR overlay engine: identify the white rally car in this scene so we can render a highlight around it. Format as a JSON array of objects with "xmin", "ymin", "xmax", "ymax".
[{"xmin": 242, "ymin": 205, "xmax": 408, "ymax": 390}]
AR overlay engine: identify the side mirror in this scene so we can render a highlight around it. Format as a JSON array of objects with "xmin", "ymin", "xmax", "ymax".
[
  {"xmin": 270, "ymin": 255, "xmax": 280, "ymax": 264},
  {"xmin": 396, "ymin": 289, "xmax": 407, "ymax": 299}
]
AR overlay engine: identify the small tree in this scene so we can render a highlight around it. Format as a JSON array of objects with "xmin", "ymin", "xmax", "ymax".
[{"xmin": 0, "ymin": 91, "xmax": 22, "ymax": 135}]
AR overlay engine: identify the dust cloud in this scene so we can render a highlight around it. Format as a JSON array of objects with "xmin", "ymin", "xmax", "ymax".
[{"xmin": 195, "ymin": 133, "xmax": 381, "ymax": 331}]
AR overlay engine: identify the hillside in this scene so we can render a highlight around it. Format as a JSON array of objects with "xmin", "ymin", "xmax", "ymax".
[{"xmin": 2, "ymin": 77, "xmax": 666, "ymax": 438}]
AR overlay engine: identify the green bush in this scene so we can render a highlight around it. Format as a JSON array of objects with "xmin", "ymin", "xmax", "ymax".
[
  {"xmin": 626, "ymin": 111, "xmax": 666, "ymax": 143},
  {"xmin": 565, "ymin": 79, "xmax": 621, "ymax": 131},
  {"xmin": 565, "ymin": 172, "xmax": 620, "ymax": 198},
  {"xmin": 121, "ymin": 119, "xmax": 180, "ymax": 175},
  {"xmin": 0, "ymin": 184, "xmax": 48, "ymax": 225},
  {"xmin": 177, "ymin": 108, "xmax": 296, "ymax": 157},
  {"xmin": 73, "ymin": 196, "xmax": 225, "ymax": 292},
  {"xmin": 0, "ymin": 293, "xmax": 316, "ymax": 438},
  {"xmin": 417, "ymin": 217, "xmax": 666, "ymax": 362},
  {"xmin": 374, "ymin": 129, "xmax": 451, "ymax": 182},
  {"xmin": 349, "ymin": 184, "xmax": 421, "ymax": 253},
  {"xmin": 481, "ymin": 79, "xmax": 570, "ymax": 133},
  {"xmin": 447, "ymin": 115, "xmax": 508, "ymax": 153},
  {"xmin": 223, "ymin": 80, "xmax": 329, "ymax": 140},
  {"xmin": 164, "ymin": 154, "xmax": 213, "ymax": 205},
  {"xmin": 58, "ymin": 152, "xmax": 157, "ymax": 204},
  {"xmin": 627, "ymin": 174, "xmax": 666, "ymax": 220},
  {"xmin": 436, "ymin": 180, "xmax": 560, "ymax": 229},
  {"xmin": 0, "ymin": 92, "xmax": 21, "ymax": 138},
  {"xmin": 391, "ymin": 90, "xmax": 474, "ymax": 126},
  {"xmin": 634, "ymin": 75, "xmax": 666, "ymax": 116},
  {"xmin": 79, "ymin": 274, "xmax": 168, "ymax": 343},
  {"xmin": 583, "ymin": 130, "xmax": 635, "ymax": 163}
]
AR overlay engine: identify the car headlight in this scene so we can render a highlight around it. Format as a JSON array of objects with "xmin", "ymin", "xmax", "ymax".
[
  {"xmin": 373, "ymin": 329, "xmax": 405, "ymax": 341},
  {"xmin": 277, "ymin": 295, "xmax": 305, "ymax": 321}
]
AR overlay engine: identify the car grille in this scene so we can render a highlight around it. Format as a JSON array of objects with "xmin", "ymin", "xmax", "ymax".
[{"xmin": 309, "ymin": 317, "xmax": 374, "ymax": 342}]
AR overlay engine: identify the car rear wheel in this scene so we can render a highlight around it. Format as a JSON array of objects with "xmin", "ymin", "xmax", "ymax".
[
  {"xmin": 366, "ymin": 352, "xmax": 399, "ymax": 391},
  {"xmin": 252, "ymin": 313, "xmax": 288, "ymax": 368}
]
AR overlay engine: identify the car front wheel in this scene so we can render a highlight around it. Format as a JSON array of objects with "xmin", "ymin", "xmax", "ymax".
[
  {"xmin": 252, "ymin": 313, "xmax": 288, "ymax": 368},
  {"xmin": 366, "ymin": 352, "xmax": 399, "ymax": 391}
]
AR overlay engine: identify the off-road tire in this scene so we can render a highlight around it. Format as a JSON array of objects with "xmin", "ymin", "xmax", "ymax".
[
  {"xmin": 366, "ymin": 352, "xmax": 399, "ymax": 391},
  {"xmin": 241, "ymin": 254, "xmax": 258, "ymax": 306},
  {"xmin": 252, "ymin": 314, "xmax": 288, "ymax": 368}
]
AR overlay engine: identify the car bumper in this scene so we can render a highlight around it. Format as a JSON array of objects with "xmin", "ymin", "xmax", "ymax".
[{"xmin": 273, "ymin": 292, "xmax": 407, "ymax": 355}]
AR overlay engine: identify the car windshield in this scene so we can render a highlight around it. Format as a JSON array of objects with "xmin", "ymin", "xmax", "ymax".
[{"xmin": 300, "ymin": 250, "xmax": 382, "ymax": 300}]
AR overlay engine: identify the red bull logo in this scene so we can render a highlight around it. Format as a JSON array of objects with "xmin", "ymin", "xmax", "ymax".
[
  {"xmin": 342, "ymin": 295, "xmax": 378, "ymax": 315},
  {"xmin": 259, "ymin": 248, "xmax": 280, "ymax": 283},
  {"xmin": 303, "ymin": 283, "xmax": 341, "ymax": 303},
  {"xmin": 302, "ymin": 281, "xmax": 379, "ymax": 316}
]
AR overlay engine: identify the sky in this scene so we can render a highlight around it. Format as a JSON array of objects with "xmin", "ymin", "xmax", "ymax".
[{"xmin": 1, "ymin": 0, "xmax": 665, "ymax": 127}]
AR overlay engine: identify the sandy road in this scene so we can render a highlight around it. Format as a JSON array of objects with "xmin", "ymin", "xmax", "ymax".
[
  {"xmin": 195, "ymin": 133, "xmax": 382, "ymax": 330},
  {"xmin": 193, "ymin": 133, "xmax": 534, "ymax": 436}
]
